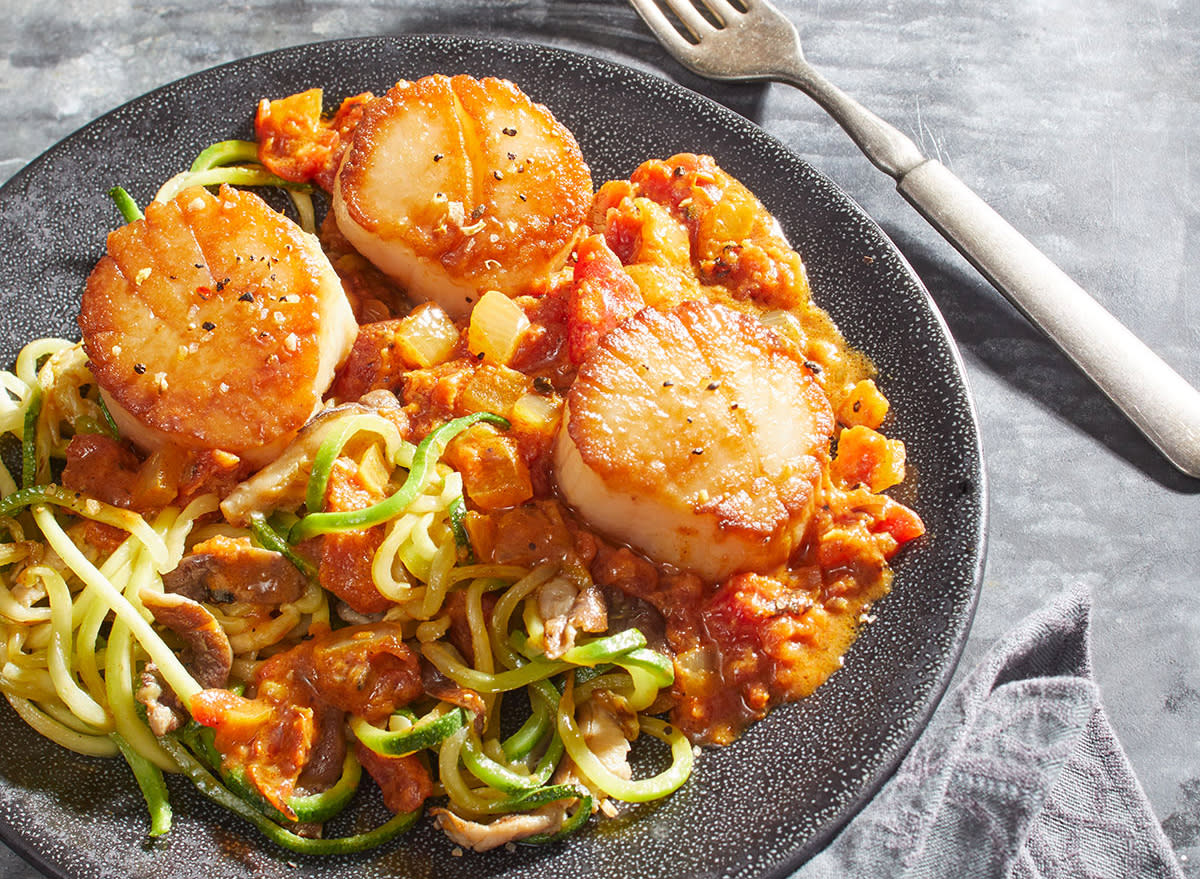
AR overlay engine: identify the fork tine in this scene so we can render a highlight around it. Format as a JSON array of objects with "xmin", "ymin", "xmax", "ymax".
[
  {"xmin": 662, "ymin": 0, "xmax": 724, "ymax": 34},
  {"xmin": 689, "ymin": 0, "xmax": 743, "ymax": 25},
  {"xmin": 626, "ymin": 0, "xmax": 687, "ymax": 48},
  {"xmin": 629, "ymin": 0, "xmax": 712, "ymax": 45}
]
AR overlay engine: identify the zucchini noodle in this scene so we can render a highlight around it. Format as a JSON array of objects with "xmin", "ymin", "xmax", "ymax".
[
  {"xmin": 0, "ymin": 329, "xmax": 690, "ymax": 854},
  {"xmin": 152, "ymin": 139, "xmax": 317, "ymax": 232},
  {"xmin": 557, "ymin": 680, "xmax": 694, "ymax": 803},
  {"xmin": 40, "ymin": 565, "xmax": 110, "ymax": 730},
  {"xmin": 5, "ymin": 693, "xmax": 118, "ymax": 757}
]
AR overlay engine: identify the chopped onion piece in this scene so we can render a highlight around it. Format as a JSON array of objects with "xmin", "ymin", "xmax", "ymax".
[
  {"xmin": 468, "ymin": 291, "xmax": 530, "ymax": 366},
  {"xmin": 511, "ymin": 392, "xmax": 561, "ymax": 435},
  {"xmin": 397, "ymin": 303, "xmax": 461, "ymax": 368}
]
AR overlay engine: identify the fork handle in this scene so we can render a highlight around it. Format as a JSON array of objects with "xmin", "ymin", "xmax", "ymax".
[
  {"xmin": 896, "ymin": 158, "xmax": 1200, "ymax": 477},
  {"xmin": 781, "ymin": 66, "xmax": 1200, "ymax": 475},
  {"xmin": 782, "ymin": 65, "xmax": 1200, "ymax": 475}
]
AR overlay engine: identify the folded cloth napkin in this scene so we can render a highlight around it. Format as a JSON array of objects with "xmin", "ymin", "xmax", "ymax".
[{"xmin": 799, "ymin": 585, "xmax": 1184, "ymax": 879}]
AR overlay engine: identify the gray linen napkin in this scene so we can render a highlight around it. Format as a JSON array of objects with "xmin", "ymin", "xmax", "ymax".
[{"xmin": 799, "ymin": 585, "xmax": 1184, "ymax": 879}]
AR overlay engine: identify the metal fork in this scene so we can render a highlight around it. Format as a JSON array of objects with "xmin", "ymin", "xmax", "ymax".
[{"xmin": 630, "ymin": 0, "xmax": 1200, "ymax": 478}]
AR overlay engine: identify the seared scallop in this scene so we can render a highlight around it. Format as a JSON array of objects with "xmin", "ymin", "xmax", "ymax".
[
  {"xmin": 79, "ymin": 185, "xmax": 357, "ymax": 467},
  {"xmin": 554, "ymin": 301, "xmax": 834, "ymax": 583},
  {"xmin": 331, "ymin": 74, "xmax": 592, "ymax": 318}
]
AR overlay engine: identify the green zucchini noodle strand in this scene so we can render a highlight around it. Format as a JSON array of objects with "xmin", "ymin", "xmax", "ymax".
[
  {"xmin": 74, "ymin": 580, "xmax": 110, "ymax": 710},
  {"xmin": 38, "ymin": 564, "xmax": 111, "ymax": 730},
  {"xmin": 190, "ymin": 139, "xmax": 260, "ymax": 171},
  {"xmin": 418, "ymin": 539, "xmax": 458, "ymax": 620},
  {"xmin": 5, "ymin": 693, "xmax": 118, "ymax": 757},
  {"xmin": 288, "ymin": 190, "xmax": 317, "ymax": 234},
  {"xmin": 437, "ymin": 725, "xmax": 510, "ymax": 816},
  {"xmin": 164, "ymin": 494, "xmax": 221, "ymax": 562},
  {"xmin": 370, "ymin": 469, "xmax": 463, "ymax": 607},
  {"xmin": 111, "ymin": 731, "xmax": 172, "ymax": 836},
  {"xmin": 0, "ymin": 326, "xmax": 694, "ymax": 852},
  {"xmin": 421, "ymin": 641, "xmax": 571, "ymax": 694},
  {"xmin": 2, "ymin": 343, "xmax": 49, "ymax": 488},
  {"xmin": 409, "ymin": 554, "xmax": 690, "ymax": 827},
  {"xmin": 306, "ymin": 412, "xmax": 412, "ymax": 513},
  {"xmin": 0, "ymin": 486, "xmax": 171, "ymax": 572},
  {"xmin": 288, "ymin": 573, "xmax": 329, "ymax": 620},
  {"xmin": 465, "ymin": 576, "xmax": 502, "ymax": 677},
  {"xmin": 288, "ymin": 412, "xmax": 504, "ymax": 543},
  {"xmin": 160, "ymin": 735, "xmax": 422, "ymax": 855},
  {"xmin": 108, "ymin": 186, "xmax": 144, "ymax": 223},
  {"xmin": 0, "ymin": 582, "xmax": 49, "ymax": 624},
  {"xmin": 488, "ymin": 564, "xmax": 559, "ymax": 669},
  {"xmin": 14, "ymin": 338, "xmax": 71, "ymax": 388},
  {"xmin": 152, "ymin": 138, "xmax": 318, "ymax": 232},
  {"xmin": 0, "ymin": 370, "xmax": 34, "ymax": 442},
  {"xmin": 32, "ymin": 507, "xmax": 202, "ymax": 704},
  {"xmin": 226, "ymin": 606, "xmax": 303, "ymax": 654},
  {"xmin": 372, "ymin": 514, "xmax": 422, "ymax": 603},
  {"xmin": 106, "ymin": 543, "xmax": 177, "ymax": 771},
  {"xmin": 154, "ymin": 167, "xmax": 313, "ymax": 205},
  {"xmin": 557, "ymin": 678, "xmax": 694, "ymax": 804}
]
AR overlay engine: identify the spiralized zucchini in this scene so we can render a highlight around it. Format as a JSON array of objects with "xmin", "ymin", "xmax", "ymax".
[
  {"xmin": 0, "ymin": 330, "xmax": 692, "ymax": 852},
  {"xmin": 154, "ymin": 139, "xmax": 317, "ymax": 232}
]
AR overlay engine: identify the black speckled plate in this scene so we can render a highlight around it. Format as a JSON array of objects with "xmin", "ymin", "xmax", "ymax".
[{"xmin": 0, "ymin": 35, "xmax": 984, "ymax": 879}]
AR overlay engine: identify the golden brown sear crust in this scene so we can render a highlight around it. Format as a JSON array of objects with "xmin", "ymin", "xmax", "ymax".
[
  {"xmin": 79, "ymin": 185, "xmax": 355, "ymax": 464},
  {"xmin": 556, "ymin": 300, "xmax": 834, "ymax": 582},
  {"xmin": 333, "ymin": 74, "xmax": 593, "ymax": 316}
]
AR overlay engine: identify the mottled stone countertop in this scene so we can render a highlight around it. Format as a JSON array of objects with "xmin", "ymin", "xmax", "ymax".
[{"xmin": 1, "ymin": 0, "xmax": 1197, "ymax": 876}]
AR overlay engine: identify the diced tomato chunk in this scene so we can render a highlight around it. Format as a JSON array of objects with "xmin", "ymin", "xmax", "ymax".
[
  {"xmin": 355, "ymin": 744, "xmax": 433, "ymax": 814},
  {"xmin": 444, "ymin": 427, "xmax": 533, "ymax": 511},
  {"xmin": 190, "ymin": 687, "xmax": 271, "ymax": 734},
  {"xmin": 318, "ymin": 459, "xmax": 392, "ymax": 615},
  {"xmin": 255, "ymin": 88, "xmax": 374, "ymax": 190},
  {"xmin": 566, "ymin": 235, "xmax": 644, "ymax": 364},
  {"xmin": 837, "ymin": 379, "xmax": 889, "ymax": 429},
  {"xmin": 61, "ymin": 434, "xmax": 140, "ymax": 507},
  {"xmin": 306, "ymin": 623, "xmax": 424, "ymax": 724},
  {"xmin": 190, "ymin": 687, "xmax": 315, "ymax": 818},
  {"xmin": 872, "ymin": 497, "xmax": 926, "ymax": 546},
  {"xmin": 477, "ymin": 500, "xmax": 578, "ymax": 567},
  {"xmin": 704, "ymin": 573, "xmax": 810, "ymax": 654},
  {"xmin": 328, "ymin": 319, "xmax": 411, "ymax": 400},
  {"xmin": 831, "ymin": 425, "xmax": 907, "ymax": 493},
  {"xmin": 190, "ymin": 622, "xmax": 425, "ymax": 816},
  {"xmin": 629, "ymin": 153, "xmax": 722, "ymax": 218}
]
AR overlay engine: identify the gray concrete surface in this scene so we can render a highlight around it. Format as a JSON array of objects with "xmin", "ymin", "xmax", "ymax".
[{"xmin": 1, "ymin": 0, "xmax": 1197, "ymax": 875}]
